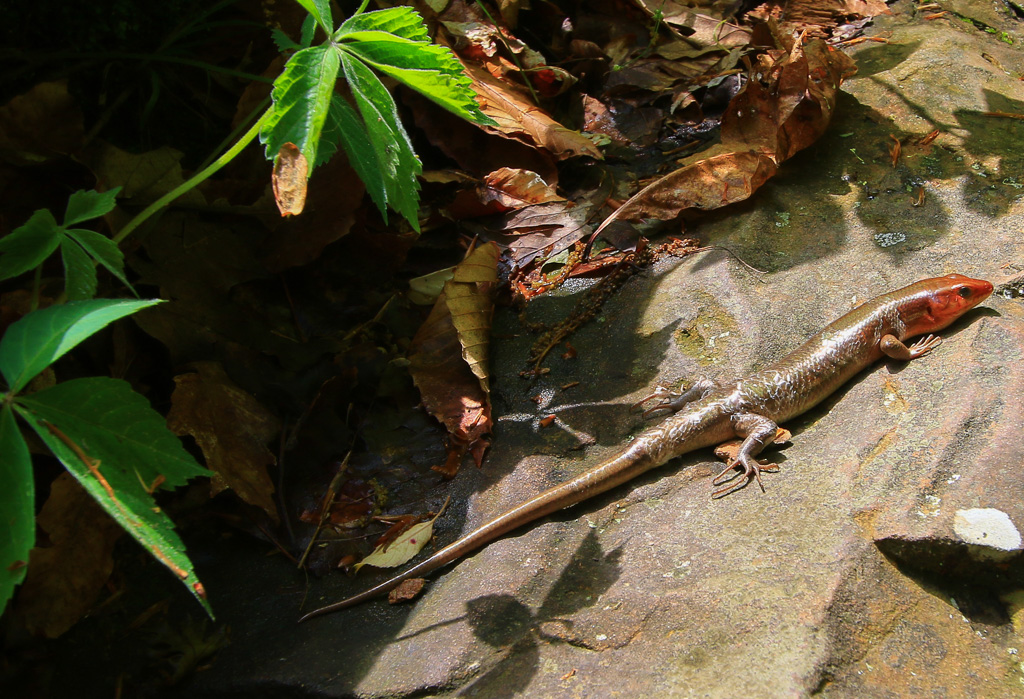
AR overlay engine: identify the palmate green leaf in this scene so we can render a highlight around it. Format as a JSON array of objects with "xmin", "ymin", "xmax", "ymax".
[
  {"xmin": 65, "ymin": 229, "xmax": 135, "ymax": 294},
  {"xmin": 63, "ymin": 187, "xmax": 121, "ymax": 227},
  {"xmin": 0, "ymin": 209, "xmax": 62, "ymax": 282},
  {"xmin": 0, "ymin": 406, "xmax": 33, "ymax": 609},
  {"xmin": 336, "ymin": 7, "xmax": 430, "ymax": 42},
  {"xmin": 340, "ymin": 32, "xmax": 494, "ymax": 125},
  {"xmin": 0, "ymin": 299, "xmax": 162, "ymax": 393},
  {"xmin": 15, "ymin": 377, "xmax": 213, "ymax": 614},
  {"xmin": 61, "ymin": 238, "xmax": 98, "ymax": 301},
  {"xmin": 339, "ymin": 51, "xmax": 422, "ymax": 230},
  {"xmin": 292, "ymin": 0, "xmax": 332, "ymax": 36},
  {"xmin": 260, "ymin": 44, "xmax": 340, "ymax": 172},
  {"xmin": 320, "ymin": 96, "xmax": 387, "ymax": 214}
]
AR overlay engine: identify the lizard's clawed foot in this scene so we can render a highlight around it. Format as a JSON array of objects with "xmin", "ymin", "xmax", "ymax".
[
  {"xmin": 631, "ymin": 385, "xmax": 682, "ymax": 418},
  {"xmin": 711, "ymin": 456, "xmax": 780, "ymax": 498},
  {"xmin": 632, "ymin": 378, "xmax": 717, "ymax": 419},
  {"xmin": 907, "ymin": 334, "xmax": 941, "ymax": 358}
]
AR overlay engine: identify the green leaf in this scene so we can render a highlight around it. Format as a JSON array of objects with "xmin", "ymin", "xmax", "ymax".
[
  {"xmin": 271, "ymin": 27, "xmax": 302, "ymax": 52},
  {"xmin": 321, "ymin": 95, "xmax": 387, "ymax": 212},
  {"xmin": 339, "ymin": 51, "xmax": 422, "ymax": 230},
  {"xmin": 61, "ymin": 238, "xmax": 98, "ymax": 301},
  {"xmin": 15, "ymin": 377, "xmax": 213, "ymax": 614},
  {"xmin": 0, "ymin": 209, "xmax": 62, "ymax": 282},
  {"xmin": 63, "ymin": 188, "xmax": 121, "ymax": 227},
  {"xmin": 0, "ymin": 299, "xmax": 162, "ymax": 393},
  {"xmin": 65, "ymin": 229, "xmax": 135, "ymax": 295},
  {"xmin": 337, "ymin": 7, "xmax": 430, "ymax": 42},
  {"xmin": 292, "ymin": 0, "xmax": 332, "ymax": 36},
  {"xmin": 300, "ymin": 14, "xmax": 317, "ymax": 47},
  {"xmin": 341, "ymin": 32, "xmax": 493, "ymax": 125},
  {"xmin": 0, "ymin": 406, "xmax": 33, "ymax": 609},
  {"xmin": 260, "ymin": 45, "xmax": 341, "ymax": 172}
]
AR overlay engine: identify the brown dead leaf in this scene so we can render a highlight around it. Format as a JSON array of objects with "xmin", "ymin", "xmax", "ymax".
[
  {"xmin": 272, "ymin": 143, "xmax": 308, "ymax": 216},
  {"xmin": 447, "ymin": 242, "xmax": 499, "ymax": 392},
  {"xmin": 0, "ymin": 81, "xmax": 84, "ymax": 165},
  {"xmin": 596, "ymin": 148, "xmax": 777, "ymax": 233},
  {"xmin": 406, "ymin": 89, "xmax": 559, "ymax": 186},
  {"xmin": 481, "ymin": 168, "xmax": 564, "ymax": 208},
  {"xmin": 408, "ymin": 242, "xmax": 499, "ymax": 476},
  {"xmin": 450, "ymin": 167, "xmax": 564, "ymax": 217},
  {"xmin": 720, "ymin": 38, "xmax": 856, "ymax": 160},
  {"xmin": 462, "ymin": 61, "xmax": 602, "ymax": 161},
  {"xmin": 389, "ymin": 578, "xmax": 426, "ymax": 604},
  {"xmin": 17, "ymin": 473, "xmax": 124, "ymax": 638},
  {"xmin": 471, "ymin": 200, "xmax": 597, "ymax": 269},
  {"xmin": 167, "ymin": 361, "xmax": 281, "ymax": 522}
]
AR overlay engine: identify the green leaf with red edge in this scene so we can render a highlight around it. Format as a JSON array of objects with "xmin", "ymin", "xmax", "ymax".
[
  {"xmin": 260, "ymin": 44, "xmax": 340, "ymax": 172},
  {"xmin": 15, "ymin": 377, "xmax": 213, "ymax": 615},
  {"xmin": 0, "ymin": 405, "xmax": 33, "ymax": 609}
]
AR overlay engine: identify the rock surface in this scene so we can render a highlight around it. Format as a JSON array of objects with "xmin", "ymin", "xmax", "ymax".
[{"xmin": 52, "ymin": 2, "xmax": 1024, "ymax": 697}]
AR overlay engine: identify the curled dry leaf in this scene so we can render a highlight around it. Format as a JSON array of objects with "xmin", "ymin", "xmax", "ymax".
[
  {"xmin": 461, "ymin": 61, "xmax": 602, "ymax": 161},
  {"xmin": 167, "ymin": 361, "xmax": 281, "ymax": 522},
  {"xmin": 408, "ymin": 242, "xmax": 499, "ymax": 476},
  {"xmin": 272, "ymin": 142, "xmax": 308, "ymax": 216},
  {"xmin": 17, "ymin": 473, "xmax": 124, "ymax": 638},
  {"xmin": 483, "ymin": 168, "xmax": 563, "ymax": 206}
]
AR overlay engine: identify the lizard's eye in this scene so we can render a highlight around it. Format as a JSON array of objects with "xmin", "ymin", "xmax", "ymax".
[{"xmin": 957, "ymin": 286, "xmax": 971, "ymax": 298}]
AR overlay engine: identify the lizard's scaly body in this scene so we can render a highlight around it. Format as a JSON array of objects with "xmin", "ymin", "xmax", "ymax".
[{"xmin": 300, "ymin": 274, "xmax": 992, "ymax": 621}]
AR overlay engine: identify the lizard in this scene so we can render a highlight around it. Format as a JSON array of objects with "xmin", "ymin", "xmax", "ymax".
[{"xmin": 300, "ymin": 273, "xmax": 993, "ymax": 621}]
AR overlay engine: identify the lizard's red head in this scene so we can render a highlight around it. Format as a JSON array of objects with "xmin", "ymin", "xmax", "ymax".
[{"xmin": 902, "ymin": 274, "xmax": 993, "ymax": 336}]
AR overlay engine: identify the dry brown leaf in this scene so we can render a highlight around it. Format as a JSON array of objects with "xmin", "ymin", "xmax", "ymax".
[
  {"xmin": 595, "ymin": 148, "xmax": 777, "ymax": 234},
  {"xmin": 272, "ymin": 142, "xmax": 308, "ymax": 216},
  {"xmin": 472, "ymin": 200, "xmax": 596, "ymax": 269},
  {"xmin": 481, "ymin": 168, "xmax": 564, "ymax": 208},
  {"xmin": 167, "ymin": 361, "xmax": 281, "ymax": 522},
  {"xmin": 462, "ymin": 61, "xmax": 602, "ymax": 161},
  {"xmin": 17, "ymin": 473, "xmax": 124, "ymax": 638},
  {"xmin": 447, "ymin": 242, "xmax": 500, "ymax": 392},
  {"xmin": 408, "ymin": 242, "xmax": 499, "ymax": 476},
  {"xmin": 388, "ymin": 578, "xmax": 426, "ymax": 604},
  {"xmin": 0, "ymin": 81, "xmax": 84, "ymax": 165}
]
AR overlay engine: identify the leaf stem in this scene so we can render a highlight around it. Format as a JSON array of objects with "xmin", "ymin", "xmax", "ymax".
[{"xmin": 113, "ymin": 109, "xmax": 272, "ymax": 245}]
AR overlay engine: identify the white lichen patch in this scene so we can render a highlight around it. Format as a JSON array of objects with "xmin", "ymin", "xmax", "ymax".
[{"xmin": 953, "ymin": 508, "xmax": 1023, "ymax": 560}]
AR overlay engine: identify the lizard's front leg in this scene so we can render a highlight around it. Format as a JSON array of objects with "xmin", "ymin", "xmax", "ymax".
[{"xmin": 711, "ymin": 412, "xmax": 780, "ymax": 498}]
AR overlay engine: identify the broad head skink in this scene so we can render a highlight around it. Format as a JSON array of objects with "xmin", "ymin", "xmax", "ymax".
[{"xmin": 300, "ymin": 273, "xmax": 992, "ymax": 620}]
